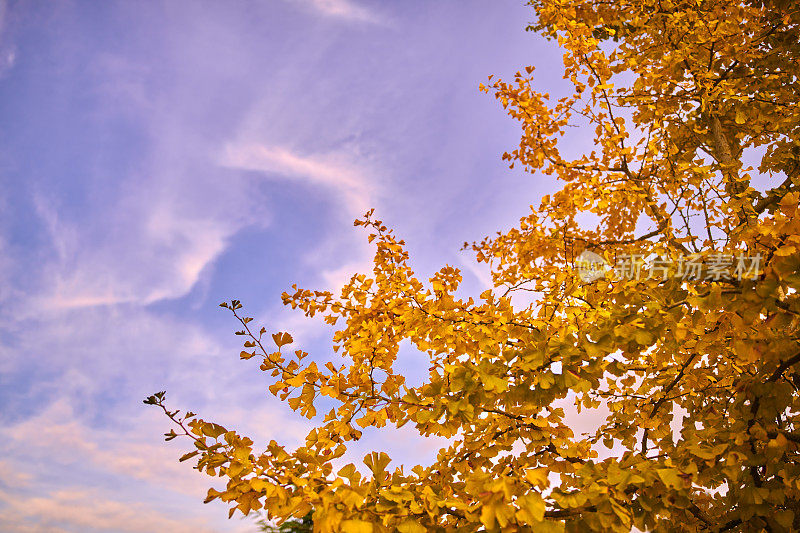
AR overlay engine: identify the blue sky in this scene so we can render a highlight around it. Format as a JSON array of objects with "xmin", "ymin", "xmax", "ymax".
[{"xmin": 0, "ymin": 1, "xmax": 568, "ymax": 530}]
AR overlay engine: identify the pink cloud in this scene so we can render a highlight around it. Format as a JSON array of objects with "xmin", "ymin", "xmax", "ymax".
[{"xmin": 0, "ymin": 488, "xmax": 222, "ymax": 533}]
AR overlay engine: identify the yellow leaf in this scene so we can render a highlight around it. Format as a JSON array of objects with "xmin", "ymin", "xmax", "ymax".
[
  {"xmin": 201, "ymin": 423, "xmax": 226, "ymax": 439},
  {"xmin": 480, "ymin": 503, "xmax": 497, "ymax": 529},
  {"xmin": 396, "ymin": 518, "xmax": 426, "ymax": 533},
  {"xmin": 340, "ymin": 520, "xmax": 373, "ymax": 533},
  {"xmin": 525, "ymin": 468, "xmax": 550, "ymax": 488},
  {"xmin": 517, "ymin": 492, "xmax": 546, "ymax": 523},
  {"xmin": 272, "ymin": 332, "xmax": 293, "ymax": 348},
  {"xmin": 656, "ymin": 468, "xmax": 682, "ymax": 489}
]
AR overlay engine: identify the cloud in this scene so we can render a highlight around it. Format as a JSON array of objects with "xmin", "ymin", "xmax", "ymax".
[
  {"xmin": 41, "ymin": 222, "xmax": 230, "ymax": 310},
  {"xmin": 0, "ymin": 234, "xmax": 16, "ymax": 313},
  {"xmin": 3, "ymin": 398, "xmax": 211, "ymax": 497},
  {"xmin": 0, "ymin": 0, "xmax": 17, "ymax": 78},
  {"xmin": 0, "ymin": 488, "xmax": 224, "ymax": 533},
  {"xmin": 32, "ymin": 141, "xmax": 379, "ymax": 312},
  {"xmin": 32, "ymin": 173, "xmax": 259, "ymax": 310},
  {"xmin": 0, "ymin": 424, "xmax": 227, "ymax": 532},
  {"xmin": 318, "ymin": 257, "xmax": 373, "ymax": 293},
  {"xmin": 456, "ymin": 253, "xmax": 493, "ymax": 291},
  {"xmin": 222, "ymin": 143, "xmax": 376, "ymax": 216},
  {"xmin": 10, "ymin": 0, "xmax": 389, "ymax": 315},
  {"xmin": 0, "ymin": 289, "xmax": 326, "ymax": 531},
  {"xmin": 292, "ymin": 0, "xmax": 382, "ymax": 24},
  {"xmin": 0, "ymin": 394, "xmax": 302, "ymax": 532},
  {"xmin": 0, "ymin": 461, "xmax": 31, "ymax": 489}
]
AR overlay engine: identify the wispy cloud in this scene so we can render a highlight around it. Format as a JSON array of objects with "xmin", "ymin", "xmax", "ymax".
[
  {"xmin": 0, "ymin": 461, "xmax": 31, "ymax": 489},
  {"xmin": 3, "ymin": 399, "xmax": 206, "ymax": 495},
  {"xmin": 0, "ymin": 301, "xmax": 313, "ymax": 475},
  {"xmin": 290, "ymin": 0, "xmax": 382, "ymax": 24},
  {"xmin": 31, "ymin": 167, "xmax": 265, "ymax": 310},
  {"xmin": 39, "ymin": 213, "xmax": 233, "ymax": 310},
  {"xmin": 0, "ymin": 488, "xmax": 224, "ymax": 533},
  {"xmin": 0, "ymin": 0, "xmax": 17, "ymax": 78},
  {"xmin": 0, "ymin": 388, "xmax": 313, "ymax": 529},
  {"xmin": 222, "ymin": 143, "xmax": 376, "ymax": 216}
]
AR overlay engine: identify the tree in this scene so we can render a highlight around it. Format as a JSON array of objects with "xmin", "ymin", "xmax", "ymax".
[{"xmin": 146, "ymin": 0, "xmax": 800, "ymax": 531}]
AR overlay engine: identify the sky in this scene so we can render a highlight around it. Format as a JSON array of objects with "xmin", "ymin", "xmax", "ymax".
[{"xmin": 0, "ymin": 1, "xmax": 570, "ymax": 531}]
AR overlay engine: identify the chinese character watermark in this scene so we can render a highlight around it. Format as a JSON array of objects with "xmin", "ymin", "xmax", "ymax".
[{"xmin": 574, "ymin": 251, "xmax": 762, "ymax": 282}]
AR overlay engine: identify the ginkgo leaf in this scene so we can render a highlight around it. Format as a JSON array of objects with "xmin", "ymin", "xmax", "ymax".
[
  {"xmin": 272, "ymin": 332, "xmax": 293, "ymax": 348},
  {"xmin": 396, "ymin": 518, "xmax": 426, "ymax": 533}
]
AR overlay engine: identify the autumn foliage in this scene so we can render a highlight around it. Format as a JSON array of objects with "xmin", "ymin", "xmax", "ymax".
[{"xmin": 147, "ymin": 0, "xmax": 800, "ymax": 531}]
